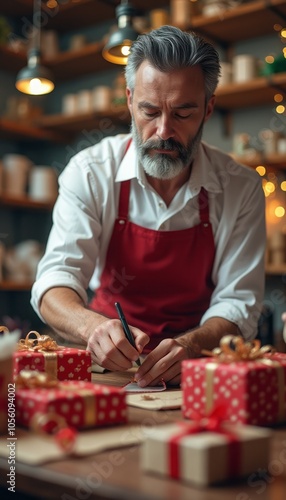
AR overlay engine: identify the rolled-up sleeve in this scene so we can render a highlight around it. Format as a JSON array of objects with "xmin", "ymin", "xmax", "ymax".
[
  {"xmin": 31, "ymin": 152, "xmax": 105, "ymax": 321},
  {"xmin": 200, "ymin": 166, "xmax": 266, "ymax": 340}
]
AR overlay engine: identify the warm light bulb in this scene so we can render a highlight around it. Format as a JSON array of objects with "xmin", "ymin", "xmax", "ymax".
[
  {"xmin": 265, "ymin": 181, "xmax": 276, "ymax": 195},
  {"xmin": 281, "ymin": 29, "xmax": 286, "ymax": 38},
  {"xmin": 276, "ymin": 105, "xmax": 285, "ymax": 114},
  {"xmin": 265, "ymin": 55, "xmax": 275, "ymax": 64},
  {"xmin": 29, "ymin": 78, "xmax": 42, "ymax": 94},
  {"xmin": 274, "ymin": 93, "xmax": 283, "ymax": 103},
  {"xmin": 46, "ymin": 0, "xmax": 58, "ymax": 7},
  {"xmin": 121, "ymin": 45, "xmax": 131, "ymax": 57},
  {"xmin": 274, "ymin": 24, "xmax": 282, "ymax": 31},
  {"xmin": 274, "ymin": 206, "xmax": 285, "ymax": 217},
  {"xmin": 256, "ymin": 165, "xmax": 266, "ymax": 176},
  {"xmin": 281, "ymin": 181, "xmax": 286, "ymax": 191},
  {"xmin": 19, "ymin": 77, "xmax": 55, "ymax": 96}
]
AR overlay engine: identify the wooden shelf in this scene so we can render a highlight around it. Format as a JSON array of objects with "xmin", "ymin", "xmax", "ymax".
[
  {"xmin": 2, "ymin": 0, "xmax": 285, "ymax": 37},
  {"xmin": 0, "ymin": 45, "xmax": 27, "ymax": 73},
  {"xmin": 0, "ymin": 117, "xmax": 69, "ymax": 143},
  {"xmin": 0, "ymin": 194, "xmax": 54, "ymax": 211},
  {"xmin": 0, "ymin": 42, "xmax": 111, "ymax": 82},
  {"xmin": 0, "ymin": 280, "xmax": 33, "ymax": 291},
  {"xmin": 0, "ymin": 0, "xmax": 168, "ymax": 31},
  {"xmin": 190, "ymin": 0, "xmax": 286, "ymax": 44},
  {"xmin": 35, "ymin": 106, "xmax": 130, "ymax": 134},
  {"xmin": 0, "ymin": 0, "xmax": 32, "ymax": 17},
  {"xmin": 231, "ymin": 152, "xmax": 286, "ymax": 170},
  {"xmin": 44, "ymin": 41, "xmax": 112, "ymax": 81},
  {"xmin": 265, "ymin": 264, "xmax": 286, "ymax": 274},
  {"xmin": 215, "ymin": 72, "xmax": 286, "ymax": 110}
]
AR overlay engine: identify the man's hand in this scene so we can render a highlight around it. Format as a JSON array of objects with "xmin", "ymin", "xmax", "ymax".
[
  {"xmin": 87, "ymin": 319, "xmax": 149, "ymax": 371},
  {"xmin": 134, "ymin": 317, "xmax": 241, "ymax": 387},
  {"xmin": 39, "ymin": 287, "xmax": 150, "ymax": 371},
  {"xmin": 134, "ymin": 338, "xmax": 189, "ymax": 387}
]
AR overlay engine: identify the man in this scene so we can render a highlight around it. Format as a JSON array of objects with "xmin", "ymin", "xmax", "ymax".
[{"xmin": 31, "ymin": 26, "xmax": 266, "ymax": 387}]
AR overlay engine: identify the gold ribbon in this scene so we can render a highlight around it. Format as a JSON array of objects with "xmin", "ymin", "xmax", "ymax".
[
  {"xmin": 63, "ymin": 386, "xmax": 96, "ymax": 426},
  {"xmin": 15, "ymin": 370, "xmax": 58, "ymax": 388},
  {"xmin": 201, "ymin": 335, "xmax": 285, "ymax": 423},
  {"xmin": 17, "ymin": 330, "xmax": 60, "ymax": 380},
  {"xmin": 16, "ymin": 370, "xmax": 96, "ymax": 426},
  {"xmin": 205, "ymin": 362, "xmax": 217, "ymax": 415},
  {"xmin": 17, "ymin": 330, "xmax": 59, "ymax": 352},
  {"xmin": 201, "ymin": 334, "xmax": 276, "ymax": 362},
  {"xmin": 0, "ymin": 326, "xmax": 9, "ymax": 335}
]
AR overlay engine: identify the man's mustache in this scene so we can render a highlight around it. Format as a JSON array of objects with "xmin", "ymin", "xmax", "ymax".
[{"xmin": 142, "ymin": 139, "xmax": 184, "ymax": 153}]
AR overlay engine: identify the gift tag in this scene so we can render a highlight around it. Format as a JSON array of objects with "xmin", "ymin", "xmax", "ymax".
[
  {"xmin": 127, "ymin": 390, "xmax": 182, "ymax": 410},
  {"xmin": 124, "ymin": 380, "xmax": 166, "ymax": 393}
]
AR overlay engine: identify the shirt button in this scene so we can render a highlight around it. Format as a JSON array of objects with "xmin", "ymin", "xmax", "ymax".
[{"xmin": 158, "ymin": 201, "xmax": 164, "ymax": 208}]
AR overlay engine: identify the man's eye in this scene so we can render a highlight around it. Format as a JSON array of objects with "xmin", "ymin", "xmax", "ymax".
[
  {"xmin": 144, "ymin": 111, "xmax": 157, "ymax": 117},
  {"xmin": 176, "ymin": 113, "xmax": 192, "ymax": 119}
]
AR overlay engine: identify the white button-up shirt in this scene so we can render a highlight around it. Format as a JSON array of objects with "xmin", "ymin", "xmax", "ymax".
[{"xmin": 31, "ymin": 133, "xmax": 266, "ymax": 340}]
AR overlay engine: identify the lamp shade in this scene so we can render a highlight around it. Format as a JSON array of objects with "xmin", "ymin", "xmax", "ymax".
[
  {"xmin": 102, "ymin": 25, "xmax": 139, "ymax": 65},
  {"xmin": 102, "ymin": 2, "xmax": 139, "ymax": 65},
  {"xmin": 15, "ymin": 49, "xmax": 54, "ymax": 95}
]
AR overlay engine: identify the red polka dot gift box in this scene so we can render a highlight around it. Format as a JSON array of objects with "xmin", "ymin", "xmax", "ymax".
[
  {"xmin": 181, "ymin": 335, "xmax": 286, "ymax": 427},
  {"xmin": 13, "ymin": 331, "xmax": 92, "ymax": 382},
  {"xmin": 15, "ymin": 379, "xmax": 127, "ymax": 430}
]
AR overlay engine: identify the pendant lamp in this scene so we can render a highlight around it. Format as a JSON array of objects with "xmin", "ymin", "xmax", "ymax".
[
  {"xmin": 102, "ymin": 0, "xmax": 139, "ymax": 65},
  {"xmin": 15, "ymin": 0, "xmax": 54, "ymax": 95}
]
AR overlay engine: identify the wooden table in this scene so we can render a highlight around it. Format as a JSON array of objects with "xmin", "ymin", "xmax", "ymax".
[{"xmin": 1, "ymin": 370, "xmax": 286, "ymax": 500}]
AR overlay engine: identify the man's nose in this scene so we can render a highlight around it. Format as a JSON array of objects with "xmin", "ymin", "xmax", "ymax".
[{"xmin": 156, "ymin": 116, "xmax": 175, "ymax": 141}]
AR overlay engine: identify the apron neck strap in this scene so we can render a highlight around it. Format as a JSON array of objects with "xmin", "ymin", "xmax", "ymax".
[
  {"xmin": 198, "ymin": 188, "xmax": 210, "ymax": 224},
  {"xmin": 118, "ymin": 138, "xmax": 132, "ymax": 220},
  {"xmin": 118, "ymin": 180, "xmax": 131, "ymax": 220}
]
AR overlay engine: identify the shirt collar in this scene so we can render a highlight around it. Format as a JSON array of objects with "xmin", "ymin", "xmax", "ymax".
[
  {"xmin": 188, "ymin": 141, "xmax": 226, "ymax": 195},
  {"xmin": 115, "ymin": 136, "xmax": 147, "ymax": 188},
  {"xmin": 116, "ymin": 138, "xmax": 227, "ymax": 194}
]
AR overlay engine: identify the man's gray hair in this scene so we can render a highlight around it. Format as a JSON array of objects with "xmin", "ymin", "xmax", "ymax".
[{"xmin": 125, "ymin": 25, "xmax": 221, "ymax": 102}]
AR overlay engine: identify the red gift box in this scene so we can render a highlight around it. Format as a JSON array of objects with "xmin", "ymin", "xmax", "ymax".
[
  {"xmin": 182, "ymin": 352, "xmax": 286, "ymax": 426},
  {"xmin": 13, "ymin": 332, "xmax": 92, "ymax": 382},
  {"xmin": 16, "ymin": 380, "xmax": 127, "ymax": 429}
]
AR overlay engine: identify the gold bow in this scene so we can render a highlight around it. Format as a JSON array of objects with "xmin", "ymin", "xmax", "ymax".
[
  {"xmin": 17, "ymin": 330, "xmax": 59, "ymax": 352},
  {"xmin": 15, "ymin": 370, "xmax": 58, "ymax": 389},
  {"xmin": 0, "ymin": 326, "xmax": 9, "ymax": 335},
  {"xmin": 201, "ymin": 334, "xmax": 276, "ymax": 363}
]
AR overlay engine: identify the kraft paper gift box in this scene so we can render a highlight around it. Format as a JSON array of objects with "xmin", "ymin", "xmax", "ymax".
[
  {"xmin": 13, "ymin": 331, "xmax": 92, "ymax": 382},
  {"xmin": 15, "ymin": 380, "xmax": 127, "ymax": 429},
  {"xmin": 181, "ymin": 341, "xmax": 286, "ymax": 427},
  {"xmin": 141, "ymin": 421, "xmax": 272, "ymax": 487}
]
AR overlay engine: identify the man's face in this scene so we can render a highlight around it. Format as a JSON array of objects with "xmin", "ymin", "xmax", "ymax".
[{"xmin": 127, "ymin": 62, "xmax": 215, "ymax": 180}]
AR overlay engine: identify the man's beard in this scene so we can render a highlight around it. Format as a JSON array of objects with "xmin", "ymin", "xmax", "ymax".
[{"xmin": 131, "ymin": 119, "xmax": 204, "ymax": 180}]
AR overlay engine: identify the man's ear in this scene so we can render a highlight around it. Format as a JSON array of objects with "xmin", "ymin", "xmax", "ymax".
[
  {"xmin": 126, "ymin": 87, "xmax": 133, "ymax": 114},
  {"xmin": 204, "ymin": 95, "xmax": 216, "ymax": 123}
]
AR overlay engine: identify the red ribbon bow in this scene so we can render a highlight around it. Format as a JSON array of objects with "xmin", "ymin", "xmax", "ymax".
[{"xmin": 169, "ymin": 405, "xmax": 241, "ymax": 480}]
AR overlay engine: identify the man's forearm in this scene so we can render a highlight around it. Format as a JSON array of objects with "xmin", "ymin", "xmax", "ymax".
[
  {"xmin": 176, "ymin": 317, "xmax": 241, "ymax": 358},
  {"xmin": 39, "ymin": 287, "xmax": 107, "ymax": 345}
]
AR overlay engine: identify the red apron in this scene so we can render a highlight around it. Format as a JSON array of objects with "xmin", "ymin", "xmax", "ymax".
[{"xmin": 90, "ymin": 165, "xmax": 215, "ymax": 352}]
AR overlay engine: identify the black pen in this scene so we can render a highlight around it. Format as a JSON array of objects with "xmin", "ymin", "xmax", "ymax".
[{"xmin": 115, "ymin": 302, "xmax": 141, "ymax": 367}]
